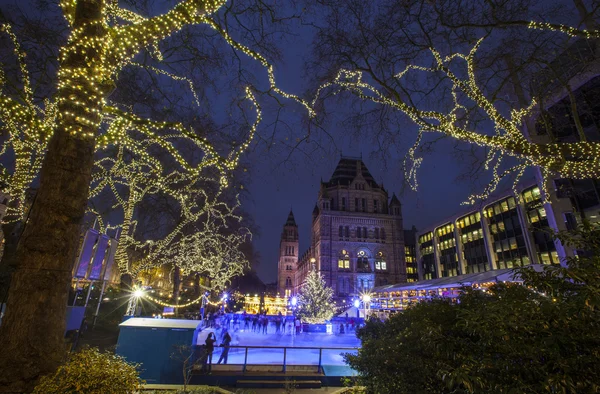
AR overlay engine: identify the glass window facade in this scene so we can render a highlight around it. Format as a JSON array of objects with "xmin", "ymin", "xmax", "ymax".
[
  {"xmin": 404, "ymin": 245, "xmax": 418, "ymax": 282},
  {"xmin": 418, "ymin": 232, "xmax": 436, "ymax": 280},
  {"xmin": 484, "ymin": 197, "xmax": 530, "ymax": 269},
  {"xmin": 522, "ymin": 186, "xmax": 559, "ymax": 265},
  {"xmin": 436, "ymin": 224, "xmax": 459, "ymax": 277},
  {"xmin": 458, "ymin": 212, "xmax": 488, "ymax": 273}
]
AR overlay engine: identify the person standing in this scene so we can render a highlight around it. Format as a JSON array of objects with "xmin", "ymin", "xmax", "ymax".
[
  {"xmin": 295, "ymin": 317, "xmax": 301, "ymax": 334},
  {"xmin": 202, "ymin": 332, "xmax": 216, "ymax": 373},
  {"xmin": 217, "ymin": 331, "xmax": 232, "ymax": 364}
]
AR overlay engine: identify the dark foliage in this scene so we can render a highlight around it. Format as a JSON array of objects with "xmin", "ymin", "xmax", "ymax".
[{"xmin": 347, "ymin": 223, "xmax": 600, "ymax": 393}]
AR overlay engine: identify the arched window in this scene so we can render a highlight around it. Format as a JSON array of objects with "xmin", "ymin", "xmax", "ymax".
[
  {"xmin": 357, "ymin": 250, "xmax": 370, "ymax": 272},
  {"xmin": 338, "ymin": 250, "xmax": 350, "ymax": 269},
  {"xmin": 285, "ymin": 277, "xmax": 292, "ymax": 287},
  {"xmin": 375, "ymin": 251, "xmax": 387, "ymax": 271}
]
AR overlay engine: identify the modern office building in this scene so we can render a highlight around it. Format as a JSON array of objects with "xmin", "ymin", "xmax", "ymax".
[
  {"xmin": 415, "ymin": 182, "xmax": 561, "ymax": 280},
  {"xmin": 525, "ymin": 38, "xmax": 600, "ymax": 242},
  {"xmin": 404, "ymin": 227, "xmax": 418, "ymax": 282},
  {"xmin": 370, "ymin": 29, "xmax": 600, "ymax": 316}
]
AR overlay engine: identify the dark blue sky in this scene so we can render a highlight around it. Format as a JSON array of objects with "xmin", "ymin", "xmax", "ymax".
[
  {"xmin": 239, "ymin": 9, "xmax": 497, "ymax": 284},
  {"xmin": 237, "ymin": 0, "xmax": 580, "ymax": 284},
  {"xmin": 246, "ymin": 140, "xmax": 482, "ymax": 284},
  {"xmin": 6, "ymin": 0, "xmax": 560, "ymax": 284}
]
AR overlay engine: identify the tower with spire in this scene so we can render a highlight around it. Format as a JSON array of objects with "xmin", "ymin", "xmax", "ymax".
[{"xmin": 277, "ymin": 210, "xmax": 299, "ymax": 297}]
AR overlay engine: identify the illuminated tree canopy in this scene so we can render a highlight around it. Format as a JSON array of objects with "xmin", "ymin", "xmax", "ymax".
[
  {"xmin": 310, "ymin": 0, "xmax": 600, "ymax": 204},
  {"xmin": 0, "ymin": 0, "xmax": 313, "ymax": 279}
]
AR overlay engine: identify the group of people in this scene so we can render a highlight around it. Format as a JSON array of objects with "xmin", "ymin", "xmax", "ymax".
[
  {"xmin": 216, "ymin": 311, "xmax": 303, "ymax": 335},
  {"xmin": 339, "ymin": 316, "xmax": 357, "ymax": 334},
  {"xmin": 194, "ymin": 329, "xmax": 233, "ymax": 373},
  {"xmin": 191, "ymin": 311, "xmax": 363, "ymax": 373}
]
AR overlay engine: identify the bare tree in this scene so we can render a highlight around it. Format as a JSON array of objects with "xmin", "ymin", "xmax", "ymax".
[
  {"xmin": 307, "ymin": 0, "xmax": 600, "ymax": 203},
  {"xmin": 0, "ymin": 0, "xmax": 311, "ymax": 390}
]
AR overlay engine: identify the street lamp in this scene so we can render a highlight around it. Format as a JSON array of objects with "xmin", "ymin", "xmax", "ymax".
[
  {"xmin": 126, "ymin": 287, "xmax": 144, "ymax": 316},
  {"xmin": 362, "ymin": 293, "xmax": 372, "ymax": 320},
  {"xmin": 221, "ymin": 293, "xmax": 228, "ymax": 312},
  {"xmin": 353, "ymin": 299, "xmax": 360, "ymax": 319}
]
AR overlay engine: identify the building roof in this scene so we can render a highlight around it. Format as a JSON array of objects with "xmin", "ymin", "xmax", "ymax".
[
  {"xmin": 285, "ymin": 210, "xmax": 297, "ymax": 227},
  {"xmin": 119, "ymin": 318, "xmax": 202, "ymax": 329},
  {"xmin": 323, "ymin": 157, "xmax": 381, "ymax": 188},
  {"xmin": 371, "ymin": 266, "xmax": 546, "ymax": 294},
  {"xmin": 389, "ymin": 193, "xmax": 401, "ymax": 206}
]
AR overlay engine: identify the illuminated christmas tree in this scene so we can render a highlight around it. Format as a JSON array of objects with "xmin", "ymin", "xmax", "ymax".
[{"xmin": 297, "ymin": 269, "xmax": 335, "ymax": 324}]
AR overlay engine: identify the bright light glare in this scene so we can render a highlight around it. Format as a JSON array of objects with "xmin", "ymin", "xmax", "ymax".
[
  {"xmin": 353, "ymin": 300, "xmax": 360, "ymax": 308},
  {"xmin": 363, "ymin": 294, "xmax": 371, "ymax": 302},
  {"xmin": 133, "ymin": 289, "xmax": 144, "ymax": 298},
  {"xmin": 291, "ymin": 297, "xmax": 298, "ymax": 306}
]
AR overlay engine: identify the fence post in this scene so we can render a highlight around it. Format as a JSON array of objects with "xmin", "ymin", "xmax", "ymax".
[
  {"xmin": 243, "ymin": 347, "xmax": 248, "ymax": 373},
  {"xmin": 318, "ymin": 348, "xmax": 323, "ymax": 374},
  {"xmin": 283, "ymin": 347, "xmax": 287, "ymax": 373}
]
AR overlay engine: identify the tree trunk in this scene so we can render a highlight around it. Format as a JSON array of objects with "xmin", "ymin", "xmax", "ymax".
[
  {"xmin": 0, "ymin": 1, "xmax": 105, "ymax": 391},
  {"xmin": 0, "ymin": 221, "xmax": 25, "ymax": 305},
  {"xmin": 173, "ymin": 265, "xmax": 181, "ymax": 317},
  {"xmin": 0, "ymin": 129, "xmax": 95, "ymax": 392}
]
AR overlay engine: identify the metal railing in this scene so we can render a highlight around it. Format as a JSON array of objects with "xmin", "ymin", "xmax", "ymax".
[{"xmin": 208, "ymin": 345, "xmax": 359, "ymax": 374}]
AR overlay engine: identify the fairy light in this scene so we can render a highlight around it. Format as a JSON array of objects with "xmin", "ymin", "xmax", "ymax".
[
  {"xmin": 312, "ymin": 28, "xmax": 600, "ymax": 204},
  {"xmin": 3, "ymin": 0, "xmax": 597, "ymax": 243},
  {"xmin": 0, "ymin": 0, "xmax": 305, "ymax": 224},
  {"xmin": 142, "ymin": 292, "xmax": 224, "ymax": 309}
]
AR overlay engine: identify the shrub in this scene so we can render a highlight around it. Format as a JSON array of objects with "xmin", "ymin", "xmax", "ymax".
[
  {"xmin": 33, "ymin": 347, "xmax": 144, "ymax": 394},
  {"xmin": 346, "ymin": 224, "xmax": 600, "ymax": 393}
]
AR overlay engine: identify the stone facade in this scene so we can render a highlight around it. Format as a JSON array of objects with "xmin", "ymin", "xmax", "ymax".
[
  {"xmin": 290, "ymin": 157, "xmax": 407, "ymax": 300},
  {"xmin": 277, "ymin": 211, "xmax": 299, "ymax": 297}
]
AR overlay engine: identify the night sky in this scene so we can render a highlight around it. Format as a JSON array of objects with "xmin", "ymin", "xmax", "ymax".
[
  {"xmin": 240, "ymin": 22, "xmax": 492, "ymax": 283},
  {"xmin": 237, "ymin": 1, "xmax": 574, "ymax": 284},
  {"xmin": 5, "ymin": 0, "xmax": 561, "ymax": 284},
  {"xmin": 231, "ymin": 5, "xmax": 509, "ymax": 284}
]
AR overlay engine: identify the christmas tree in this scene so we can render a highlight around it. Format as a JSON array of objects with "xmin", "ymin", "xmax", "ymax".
[{"xmin": 297, "ymin": 270, "xmax": 336, "ymax": 324}]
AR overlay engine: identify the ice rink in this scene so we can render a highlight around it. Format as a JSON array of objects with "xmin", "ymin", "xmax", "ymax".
[{"xmin": 207, "ymin": 325, "xmax": 361, "ymax": 366}]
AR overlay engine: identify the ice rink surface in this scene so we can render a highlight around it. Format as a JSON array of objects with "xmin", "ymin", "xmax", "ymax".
[{"xmin": 209, "ymin": 325, "xmax": 361, "ymax": 366}]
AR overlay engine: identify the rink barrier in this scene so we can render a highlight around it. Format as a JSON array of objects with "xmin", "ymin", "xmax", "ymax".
[{"xmin": 195, "ymin": 345, "xmax": 359, "ymax": 374}]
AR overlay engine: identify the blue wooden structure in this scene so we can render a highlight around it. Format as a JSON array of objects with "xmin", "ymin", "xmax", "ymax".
[{"xmin": 116, "ymin": 318, "xmax": 204, "ymax": 384}]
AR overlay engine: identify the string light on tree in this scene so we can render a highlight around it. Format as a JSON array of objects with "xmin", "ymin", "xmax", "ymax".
[{"xmin": 311, "ymin": 25, "xmax": 600, "ymax": 205}]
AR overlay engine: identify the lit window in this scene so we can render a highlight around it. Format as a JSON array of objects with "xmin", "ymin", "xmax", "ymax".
[
  {"xmin": 375, "ymin": 251, "xmax": 386, "ymax": 271},
  {"xmin": 339, "ymin": 250, "xmax": 350, "ymax": 270}
]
